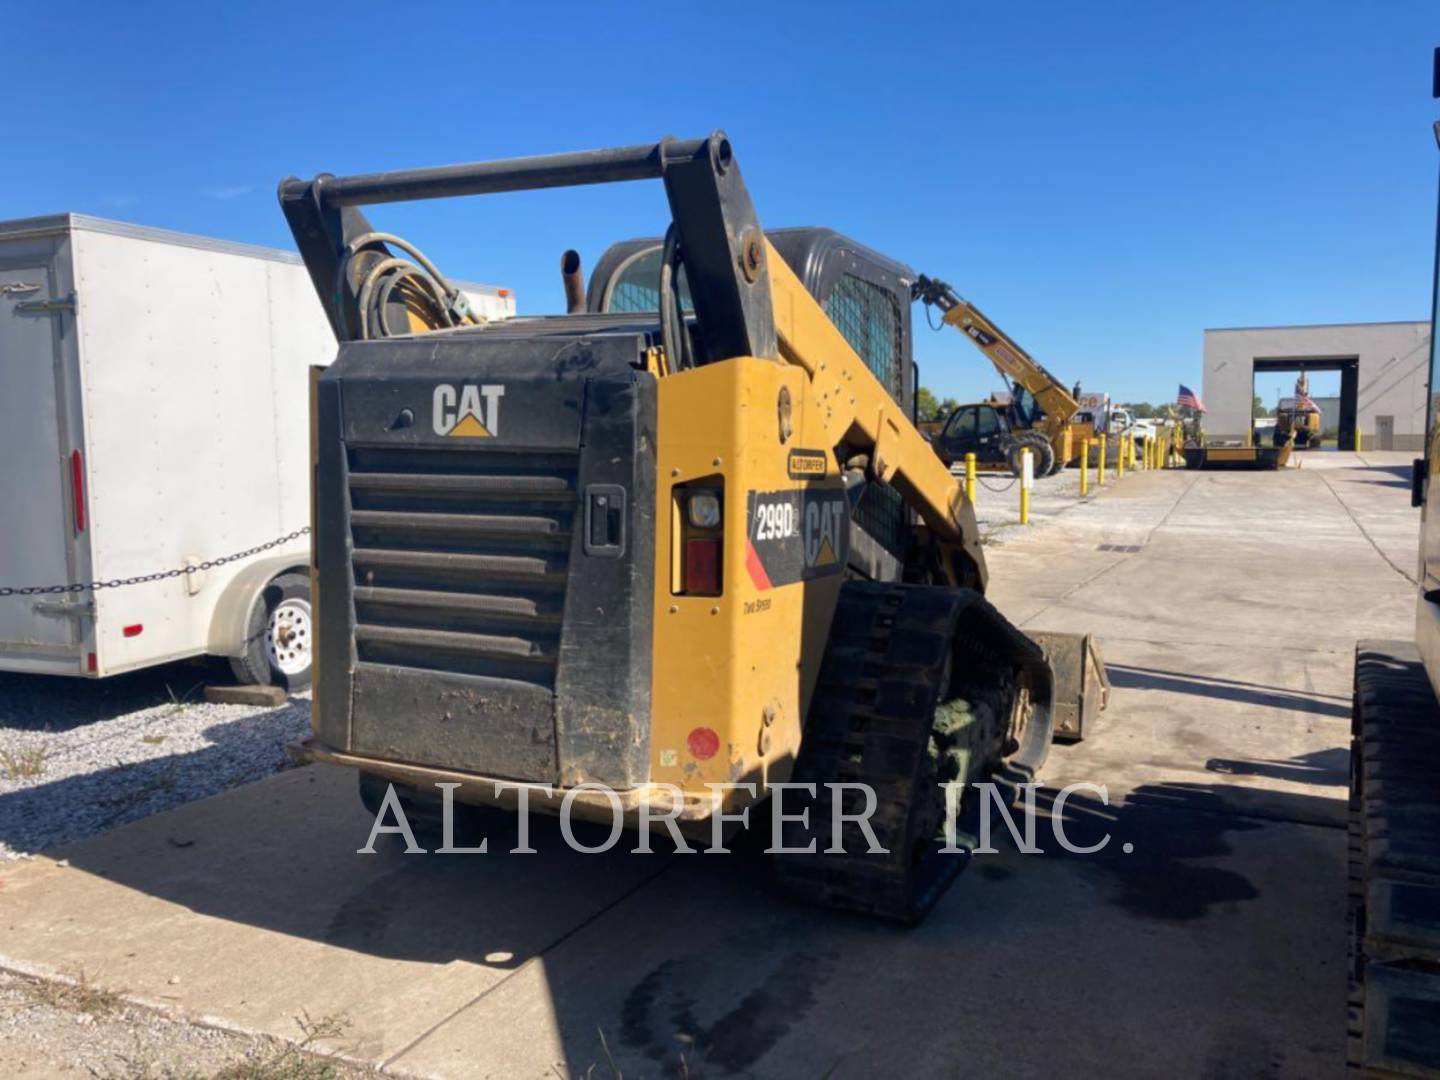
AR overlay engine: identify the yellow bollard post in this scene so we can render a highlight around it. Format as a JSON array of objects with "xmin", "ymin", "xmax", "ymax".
[
  {"xmin": 1019, "ymin": 448, "xmax": 1032, "ymax": 525},
  {"xmin": 964, "ymin": 452, "xmax": 977, "ymax": 507},
  {"xmin": 1080, "ymin": 439, "xmax": 1090, "ymax": 496},
  {"xmin": 1355, "ymin": 426, "xmax": 1362, "ymax": 453},
  {"xmin": 1117, "ymin": 434, "xmax": 1126, "ymax": 479},
  {"xmin": 1097, "ymin": 437, "xmax": 1107, "ymax": 486}
]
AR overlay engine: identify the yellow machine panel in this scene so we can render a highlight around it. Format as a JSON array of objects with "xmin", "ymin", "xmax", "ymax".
[{"xmin": 649, "ymin": 358, "xmax": 844, "ymax": 793}]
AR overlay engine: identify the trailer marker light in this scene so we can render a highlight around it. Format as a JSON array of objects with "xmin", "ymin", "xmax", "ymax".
[
  {"xmin": 123, "ymin": 624, "xmax": 143, "ymax": 638},
  {"xmin": 70, "ymin": 450, "xmax": 86, "ymax": 532},
  {"xmin": 685, "ymin": 538, "xmax": 721, "ymax": 595},
  {"xmin": 87, "ymin": 652, "xmax": 96, "ymax": 672}
]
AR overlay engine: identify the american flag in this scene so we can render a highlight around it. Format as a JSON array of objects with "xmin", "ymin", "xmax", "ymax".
[
  {"xmin": 1295, "ymin": 392, "xmax": 1320, "ymax": 413},
  {"xmin": 1177, "ymin": 384, "xmax": 1206, "ymax": 412}
]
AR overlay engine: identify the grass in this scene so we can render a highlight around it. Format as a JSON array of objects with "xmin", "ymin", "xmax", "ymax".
[
  {"xmin": 17, "ymin": 967, "xmax": 126, "ymax": 1016},
  {"xmin": 0, "ymin": 744, "xmax": 48, "ymax": 780},
  {"xmin": 162, "ymin": 681, "xmax": 205, "ymax": 718},
  {"xmin": 7, "ymin": 971, "xmax": 370, "ymax": 1080},
  {"xmin": 100, "ymin": 759, "xmax": 179, "ymax": 821},
  {"xmin": 96, "ymin": 1008, "xmax": 367, "ymax": 1080},
  {"xmin": 209, "ymin": 1011, "xmax": 358, "ymax": 1080}
]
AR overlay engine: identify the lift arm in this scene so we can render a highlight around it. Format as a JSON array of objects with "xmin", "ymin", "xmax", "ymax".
[
  {"xmin": 912, "ymin": 275, "xmax": 1081, "ymax": 437},
  {"xmin": 769, "ymin": 247, "xmax": 986, "ymax": 591}
]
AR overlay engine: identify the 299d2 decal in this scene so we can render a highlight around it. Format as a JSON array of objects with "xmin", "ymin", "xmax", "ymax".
[{"xmin": 744, "ymin": 487, "xmax": 849, "ymax": 590}]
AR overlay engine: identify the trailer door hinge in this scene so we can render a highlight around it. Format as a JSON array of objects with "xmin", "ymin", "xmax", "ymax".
[
  {"xmin": 31, "ymin": 598, "xmax": 93, "ymax": 619},
  {"xmin": 15, "ymin": 293, "xmax": 76, "ymax": 314}
]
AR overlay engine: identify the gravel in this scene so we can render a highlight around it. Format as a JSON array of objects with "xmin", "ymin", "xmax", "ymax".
[
  {"xmin": 0, "ymin": 660, "xmax": 309, "ymax": 862},
  {"xmin": 0, "ymin": 969, "xmax": 378, "ymax": 1077},
  {"xmin": 965, "ymin": 463, "xmax": 1096, "ymax": 543}
]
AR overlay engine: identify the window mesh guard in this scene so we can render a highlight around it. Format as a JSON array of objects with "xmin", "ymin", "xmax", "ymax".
[{"xmin": 823, "ymin": 275, "xmax": 907, "ymax": 558}]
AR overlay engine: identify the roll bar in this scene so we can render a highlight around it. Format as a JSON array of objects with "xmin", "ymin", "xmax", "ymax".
[{"xmin": 278, "ymin": 133, "xmax": 776, "ymax": 364}]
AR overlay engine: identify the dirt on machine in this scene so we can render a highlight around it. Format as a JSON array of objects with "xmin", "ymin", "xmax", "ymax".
[{"xmin": 279, "ymin": 132, "xmax": 1107, "ymax": 923}]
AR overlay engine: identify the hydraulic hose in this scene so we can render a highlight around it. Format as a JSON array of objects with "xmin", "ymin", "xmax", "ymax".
[{"xmin": 333, "ymin": 231, "xmax": 476, "ymax": 340}]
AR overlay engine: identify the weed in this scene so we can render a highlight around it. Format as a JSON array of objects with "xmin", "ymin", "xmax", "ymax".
[
  {"xmin": 19, "ymin": 968, "xmax": 125, "ymax": 1016},
  {"xmin": 212, "ymin": 1010, "xmax": 359, "ymax": 1080},
  {"xmin": 162, "ymin": 681, "xmax": 205, "ymax": 718},
  {"xmin": 0, "ymin": 744, "xmax": 47, "ymax": 780}
]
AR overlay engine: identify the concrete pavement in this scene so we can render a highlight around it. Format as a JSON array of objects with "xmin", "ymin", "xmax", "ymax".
[{"xmin": 0, "ymin": 453, "xmax": 1420, "ymax": 1077}]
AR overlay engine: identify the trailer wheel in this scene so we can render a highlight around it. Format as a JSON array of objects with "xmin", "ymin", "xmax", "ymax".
[{"xmin": 230, "ymin": 572, "xmax": 312, "ymax": 691}]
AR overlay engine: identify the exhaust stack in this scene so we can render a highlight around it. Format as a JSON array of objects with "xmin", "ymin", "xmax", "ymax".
[{"xmin": 561, "ymin": 249, "xmax": 585, "ymax": 314}]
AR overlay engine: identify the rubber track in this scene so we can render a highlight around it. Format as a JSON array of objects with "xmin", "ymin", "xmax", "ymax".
[
  {"xmin": 773, "ymin": 580, "xmax": 1051, "ymax": 924},
  {"xmin": 1348, "ymin": 641, "xmax": 1440, "ymax": 1077}
]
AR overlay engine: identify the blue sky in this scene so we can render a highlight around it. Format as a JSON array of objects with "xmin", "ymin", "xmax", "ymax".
[{"xmin": 4, "ymin": 2, "xmax": 1436, "ymax": 405}]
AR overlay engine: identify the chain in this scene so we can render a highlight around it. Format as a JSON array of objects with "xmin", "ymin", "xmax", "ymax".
[
  {"xmin": 0, "ymin": 528, "xmax": 310, "ymax": 598},
  {"xmin": 978, "ymin": 476, "xmax": 1018, "ymax": 492}
]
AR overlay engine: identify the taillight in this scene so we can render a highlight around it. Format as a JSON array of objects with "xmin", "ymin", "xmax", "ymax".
[
  {"xmin": 70, "ymin": 450, "xmax": 86, "ymax": 533},
  {"xmin": 123, "ymin": 624, "xmax": 143, "ymax": 638},
  {"xmin": 685, "ymin": 539, "xmax": 721, "ymax": 594},
  {"xmin": 673, "ymin": 481, "xmax": 723, "ymax": 596}
]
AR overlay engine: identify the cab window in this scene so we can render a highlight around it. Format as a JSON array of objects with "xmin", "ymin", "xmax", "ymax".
[
  {"xmin": 1012, "ymin": 386, "xmax": 1042, "ymax": 426},
  {"xmin": 603, "ymin": 247, "xmax": 692, "ymax": 313},
  {"xmin": 977, "ymin": 408, "xmax": 1001, "ymax": 437},
  {"xmin": 823, "ymin": 274, "xmax": 902, "ymax": 399},
  {"xmin": 945, "ymin": 408, "xmax": 977, "ymax": 441}
]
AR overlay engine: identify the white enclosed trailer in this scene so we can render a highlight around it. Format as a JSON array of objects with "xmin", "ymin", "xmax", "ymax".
[{"xmin": 0, "ymin": 213, "xmax": 514, "ymax": 686}]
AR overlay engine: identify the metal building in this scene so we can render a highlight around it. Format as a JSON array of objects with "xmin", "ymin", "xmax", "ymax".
[{"xmin": 1201, "ymin": 321, "xmax": 1431, "ymax": 450}]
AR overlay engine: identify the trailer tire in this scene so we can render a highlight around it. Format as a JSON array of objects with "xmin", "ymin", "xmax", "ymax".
[{"xmin": 229, "ymin": 572, "xmax": 312, "ymax": 692}]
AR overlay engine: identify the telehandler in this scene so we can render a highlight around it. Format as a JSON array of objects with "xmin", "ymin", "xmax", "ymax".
[
  {"xmin": 280, "ymin": 133, "xmax": 1105, "ymax": 922},
  {"xmin": 912, "ymin": 275, "xmax": 1088, "ymax": 476}
]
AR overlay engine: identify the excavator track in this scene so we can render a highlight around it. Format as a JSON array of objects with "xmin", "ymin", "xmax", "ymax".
[
  {"xmin": 774, "ymin": 581, "xmax": 1055, "ymax": 924},
  {"xmin": 1347, "ymin": 642, "xmax": 1440, "ymax": 1077}
]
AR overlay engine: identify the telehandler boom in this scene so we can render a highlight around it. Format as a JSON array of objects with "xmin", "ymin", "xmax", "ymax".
[
  {"xmin": 281, "ymin": 133, "xmax": 1105, "ymax": 922},
  {"xmin": 913, "ymin": 274, "xmax": 1084, "ymax": 475}
]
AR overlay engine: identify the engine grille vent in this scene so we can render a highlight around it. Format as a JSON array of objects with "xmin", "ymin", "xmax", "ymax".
[{"xmin": 346, "ymin": 445, "xmax": 578, "ymax": 689}]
